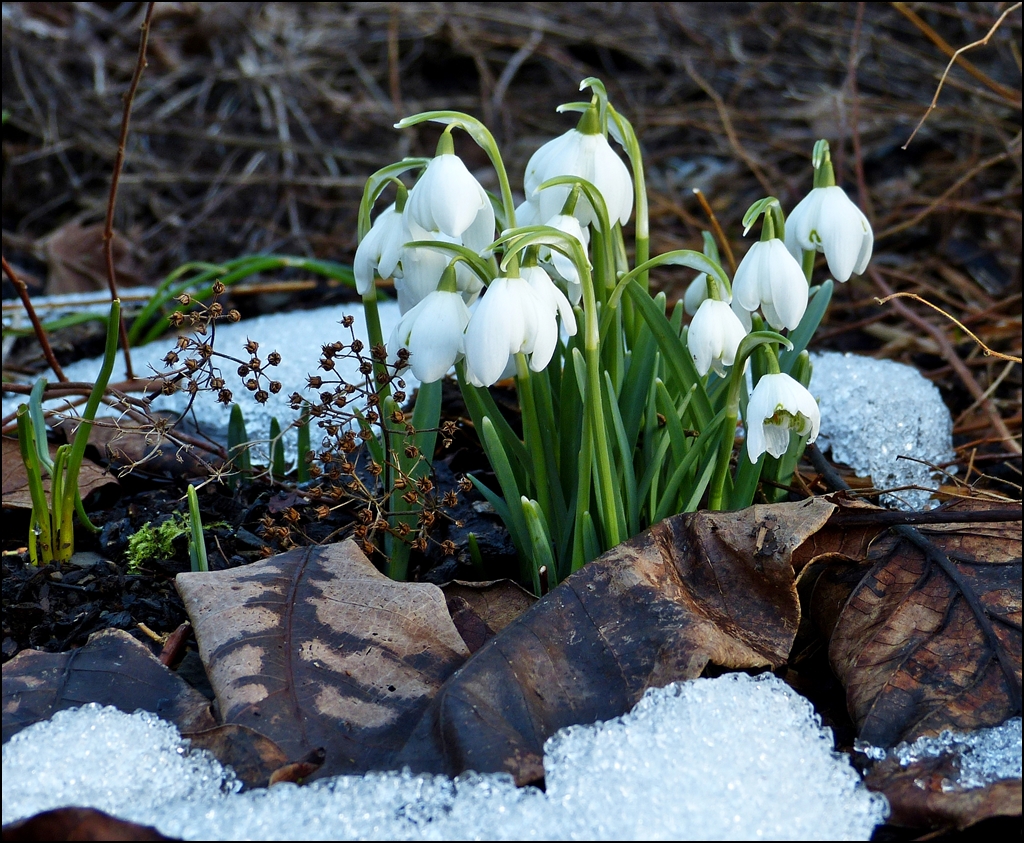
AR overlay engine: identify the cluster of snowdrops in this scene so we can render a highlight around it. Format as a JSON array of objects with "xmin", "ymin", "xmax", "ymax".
[{"xmin": 353, "ymin": 78, "xmax": 872, "ymax": 594}]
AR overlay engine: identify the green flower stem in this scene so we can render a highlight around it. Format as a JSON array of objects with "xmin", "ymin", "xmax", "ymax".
[
  {"xmin": 707, "ymin": 331, "xmax": 790, "ymax": 510},
  {"xmin": 802, "ymin": 248, "xmax": 816, "ymax": 284},
  {"xmin": 514, "ymin": 354, "xmax": 553, "ymax": 524},
  {"xmin": 579, "ymin": 262, "xmax": 621, "ymax": 549}
]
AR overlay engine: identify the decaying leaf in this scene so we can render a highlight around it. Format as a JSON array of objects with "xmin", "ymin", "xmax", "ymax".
[
  {"xmin": 865, "ymin": 752, "xmax": 1022, "ymax": 830},
  {"xmin": 2, "ymin": 436, "xmax": 117, "ymax": 511},
  {"xmin": 175, "ymin": 541, "xmax": 470, "ymax": 780},
  {"xmin": 1, "ymin": 628, "xmax": 215, "ymax": 743},
  {"xmin": 0, "ymin": 807, "xmax": 172, "ymax": 842},
  {"xmin": 440, "ymin": 579, "xmax": 537, "ymax": 653},
  {"xmin": 829, "ymin": 499, "xmax": 1022, "ymax": 748},
  {"xmin": 182, "ymin": 724, "xmax": 289, "ymax": 791},
  {"xmin": 43, "ymin": 221, "xmax": 144, "ymax": 295},
  {"xmin": 396, "ymin": 498, "xmax": 837, "ymax": 784}
]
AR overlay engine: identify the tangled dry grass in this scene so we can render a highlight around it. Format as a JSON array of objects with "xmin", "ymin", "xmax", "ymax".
[{"xmin": 2, "ymin": 1, "xmax": 1021, "ymax": 497}]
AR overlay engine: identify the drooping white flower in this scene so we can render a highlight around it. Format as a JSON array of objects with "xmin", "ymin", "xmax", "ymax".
[
  {"xmin": 405, "ymin": 153, "xmax": 495, "ymax": 244},
  {"xmin": 354, "ymin": 203, "xmax": 407, "ymax": 295},
  {"xmin": 395, "ymin": 219, "xmax": 484, "ymax": 313},
  {"xmin": 684, "ymin": 273, "xmax": 710, "ymax": 316},
  {"xmin": 524, "ymin": 128, "xmax": 633, "ymax": 228},
  {"xmin": 687, "ymin": 299, "xmax": 748, "ymax": 377},
  {"xmin": 521, "ymin": 263, "xmax": 577, "ymax": 367},
  {"xmin": 733, "ymin": 239, "xmax": 809, "ymax": 332},
  {"xmin": 784, "ymin": 185, "xmax": 873, "ymax": 282},
  {"xmin": 387, "ymin": 288, "xmax": 470, "ymax": 383},
  {"xmin": 745, "ymin": 372, "xmax": 821, "ymax": 462},
  {"xmin": 541, "ymin": 213, "xmax": 591, "ymax": 305},
  {"xmin": 464, "ymin": 274, "xmax": 550, "ymax": 387}
]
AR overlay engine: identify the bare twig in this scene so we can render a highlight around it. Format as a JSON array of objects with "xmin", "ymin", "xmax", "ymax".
[
  {"xmin": 691, "ymin": 189, "xmax": 736, "ymax": 275},
  {"xmin": 875, "ymin": 292, "xmax": 1022, "ymax": 364},
  {"xmin": 2, "ymin": 255, "xmax": 67, "ymax": 383},
  {"xmin": 104, "ymin": 2, "xmax": 156, "ymax": 381},
  {"xmin": 870, "ymin": 269, "xmax": 1022, "ymax": 455},
  {"xmin": 896, "ymin": 1, "xmax": 1023, "ymax": 147}
]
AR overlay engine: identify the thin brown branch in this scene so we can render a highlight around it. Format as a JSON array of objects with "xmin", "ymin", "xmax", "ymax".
[
  {"xmin": 104, "ymin": 2, "xmax": 156, "ymax": 381},
  {"xmin": 870, "ymin": 268, "xmax": 1021, "ymax": 455},
  {"xmin": 2, "ymin": 255, "xmax": 66, "ymax": 383},
  {"xmin": 691, "ymin": 188, "xmax": 736, "ymax": 275}
]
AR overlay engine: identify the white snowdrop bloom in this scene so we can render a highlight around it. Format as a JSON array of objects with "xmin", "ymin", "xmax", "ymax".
[
  {"xmin": 521, "ymin": 263, "xmax": 577, "ymax": 366},
  {"xmin": 524, "ymin": 128, "xmax": 633, "ymax": 228},
  {"xmin": 387, "ymin": 288, "xmax": 470, "ymax": 383},
  {"xmin": 464, "ymin": 274, "xmax": 549, "ymax": 387},
  {"xmin": 405, "ymin": 153, "xmax": 496, "ymax": 244},
  {"xmin": 515, "ymin": 198, "xmax": 542, "ymax": 228},
  {"xmin": 684, "ymin": 273, "xmax": 710, "ymax": 316},
  {"xmin": 687, "ymin": 299, "xmax": 748, "ymax": 378},
  {"xmin": 733, "ymin": 239, "xmax": 809, "ymax": 332},
  {"xmin": 542, "ymin": 213, "xmax": 591, "ymax": 305},
  {"xmin": 745, "ymin": 372, "xmax": 821, "ymax": 462},
  {"xmin": 353, "ymin": 203, "xmax": 407, "ymax": 295},
  {"xmin": 396, "ymin": 220, "xmax": 485, "ymax": 313},
  {"xmin": 784, "ymin": 185, "xmax": 873, "ymax": 282}
]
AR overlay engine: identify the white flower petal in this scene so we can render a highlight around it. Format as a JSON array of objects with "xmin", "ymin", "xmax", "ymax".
[{"xmin": 745, "ymin": 372, "xmax": 821, "ymax": 462}]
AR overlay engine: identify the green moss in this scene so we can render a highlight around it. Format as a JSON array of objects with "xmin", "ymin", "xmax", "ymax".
[{"xmin": 126, "ymin": 514, "xmax": 190, "ymax": 574}]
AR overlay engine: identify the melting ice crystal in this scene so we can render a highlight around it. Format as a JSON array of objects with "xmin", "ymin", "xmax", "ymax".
[
  {"xmin": 3, "ymin": 674, "xmax": 889, "ymax": 840},
  {"xmin": 809, "ymin": 351, "xmax": 954, "ymax": 510}
]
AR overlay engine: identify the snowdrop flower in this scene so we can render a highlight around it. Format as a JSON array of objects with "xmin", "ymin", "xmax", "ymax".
[
  {"xmin": 405, "ymin": 150, "xmax": 495, "ymax": 248},
  {"xmin": 388, "ymin": 287, "xmax": 470, "ymax": 383},
  {"xmin": 684, "ymin": 273, "xmax": 710, "ymax": 316},
  {"xmin": 524, "ymin": 110, "xmax": 633, "ymax": 228},
  {"xmin": 745, "ymin": 372, "xmax": 820, "ymax": 461},
  {"xmin": 784, "ymin": 185, "xmax": 872, "ymax": 282},
  {"xmin": 354, "ymin": 203, "xmax": 407, "ymax": 295},
  {"xmin": 541, "ymin": 213, "xmax": 591, "ymax": 305},
  {"xmin": 687, "ymin": 299, "xmax": 748, "ymax": 377},
  {"xmin": 733, "ymin": 239, "xmax": 809, "ymax": 332},
  {"xmin": 396, "ymin": 219, "xmax": 484, "ymax": 313},
  {"xmin": 521, "ymin": 263, "xmax": 577, "ymax": 366},
  {"xmin": 464, "ymin": 274, "xmax": 550, "ymax": 387}
]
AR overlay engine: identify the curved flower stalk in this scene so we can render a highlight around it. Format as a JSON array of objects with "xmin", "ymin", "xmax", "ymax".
[
  {"xmin": 745, "ymin": 372, "xmax": 820, "ymax": 461},
  {"xmin": 524, "ymin": 104, "xmax": 633, "ymax": 228},
  {"xmin": 784, "ymin": 141, "xmax": 872, "ymax": 282}
]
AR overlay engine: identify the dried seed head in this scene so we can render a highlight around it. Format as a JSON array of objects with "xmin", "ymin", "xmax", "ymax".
[
  {"xmin": 178, "ymin": 294, "xmax": 192, "ymax": 306},
  {"xmin": 269, "ymin": 381, "xmax": 282, "ymax": 394},
  {"xmin": 341, "ymin": 315, "xmax": 355, "ymax": 328},
  {"xmin": 245, "ymin": 338, "xmax": 259, "ymax": 354},
  {"xmin": 228, "ymin": 310, "xmax": 241, "ymax": 323},
  {"xmin": 255, "ymin": 390, "xmax": 269, "ymax": 404},
  {"xmin": 212, "ymin": 280, "xmax": 226, "ymax": 296},
  {"xmin": 267, "ymin": 351, "xmax": 281, "ymax": 366}
]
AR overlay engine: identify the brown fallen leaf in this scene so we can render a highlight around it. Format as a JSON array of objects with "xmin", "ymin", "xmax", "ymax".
[
  {"xmin": 829, "ymin": 499, "xmax": 1022, "ymax": 748},
  {"xmin": 175, "ymin": 541, "xmax": 470, "ymax": 780},
  {"xmin": 2, "ymin": 436, "xmax": 117, "ymax": 511},
  {"xmin": 182, "ymin": 724, "xmax": 289, "ymax": 791},
  {"xmin": 43, "ymin": 221, "xmax": 144, "ymax": 295},
  {"xmin": 396, "ymin": 498, "xmax": 837, "ymax": 784},
  {"xmin": 0, "ymin": 806, "xmax": 172, "ymax": 842},
  {"xmin": 1, "ymin": 628, "xmax": 216, "ymax": 743},
  {"xmin": 865, "ymin": 752, "xmax": 1022, "ymax": 830},
  {"xmin": 440, "ymin": 579, "xmax": 536, "ymax": 653}
]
